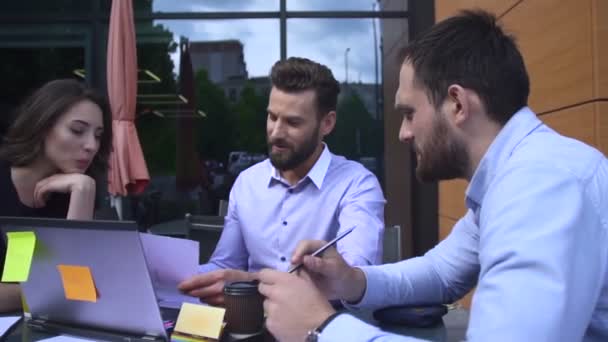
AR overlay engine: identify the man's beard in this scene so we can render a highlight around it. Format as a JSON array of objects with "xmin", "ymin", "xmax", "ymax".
[
  {"xmin": 415, "ymin": 112, "xmax": 469, "ymax": 182},
  {"xmin": 268, "ymin": 126, "xmax": 320, "ymax": 171}
]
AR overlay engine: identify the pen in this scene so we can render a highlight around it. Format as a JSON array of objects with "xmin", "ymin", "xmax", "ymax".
[{"xmin": 287, "ymin": 226, "xmax": 356, "ymax": 273}]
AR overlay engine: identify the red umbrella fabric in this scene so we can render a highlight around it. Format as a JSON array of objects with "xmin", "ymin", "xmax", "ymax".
[{"xmin": 106, "ymin": 0, "xmax": 149, "ymax": 196}]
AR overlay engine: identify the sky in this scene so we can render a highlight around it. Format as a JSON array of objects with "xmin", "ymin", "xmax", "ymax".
[{"xmin": 148, "ymin": 0, "xmax": 401, "ymax": 84}]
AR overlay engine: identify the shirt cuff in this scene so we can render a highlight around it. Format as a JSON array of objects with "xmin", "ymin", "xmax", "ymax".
[
  {"xmin": 342, "ymin": 265, "xmax": 384, "ymax": 310},
  {"xmin": 198, "ymin": 262, "xmax": 221, "ymax": 273}
]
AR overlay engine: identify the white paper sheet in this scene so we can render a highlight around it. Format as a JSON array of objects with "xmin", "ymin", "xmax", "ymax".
[
  {"xmin": 139, "ymin": 233, "xmax": 200, "ymax": 308},
  {"xmin": 0, "ymin": 316, "xmax": 20, "ymax": 337},
  {"xmin": 39, "ymin": 335, "xmax": 95, "ymax": 341}
]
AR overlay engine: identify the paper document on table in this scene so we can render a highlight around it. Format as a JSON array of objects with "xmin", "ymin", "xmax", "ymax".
[
  {"xmin": 0, "ymin": 316, "xmax": 21, "ymax": 337},
  {"xmin": 39, "ymin": 335, "xmax": 96, "ymax": 341},
  {"xmin": 139, "ymin": 233, "xmax": 199, "ymax": 306},
  {"xmin": 156, "ymin": 287, "xmax": 202, "ymax": 309}
]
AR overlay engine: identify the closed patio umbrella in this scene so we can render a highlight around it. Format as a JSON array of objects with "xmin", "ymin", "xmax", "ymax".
[{"xmin": 106, "ymin": 0, "xmax": 149, "ymax": 218}]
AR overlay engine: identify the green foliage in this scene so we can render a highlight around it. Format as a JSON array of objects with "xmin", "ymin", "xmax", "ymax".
[
  {"xmin": 232, "ymin": 83, "xmax": 268, "ymax": 153},
  {"xmin": 195, "ymin": 70, "xmax": 237, "ymax": 164},
  {"xmin": 135, "ymin": 22, "xmax": 179, "ymax": 175},
  {"xmin": 326, "ymin": 91, "xmax": 383, "ymax": 160},
  {"xmin": 137, "ymin": 114, "xmax": 177, "ymax": 174}
]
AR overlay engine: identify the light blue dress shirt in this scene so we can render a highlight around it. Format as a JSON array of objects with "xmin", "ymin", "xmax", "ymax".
[
  {"xmin": 322, "ymin": 107, "xmax": 608, "ymax": 341},
  {"xmin": 199, "ymin": 144, "xmax": 385, "ymax": 273}
]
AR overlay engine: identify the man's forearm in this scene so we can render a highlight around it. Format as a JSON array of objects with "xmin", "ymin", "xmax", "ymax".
[{"xmin": 343, "ymin": 267, "xmax": 368, "ymax": 303}]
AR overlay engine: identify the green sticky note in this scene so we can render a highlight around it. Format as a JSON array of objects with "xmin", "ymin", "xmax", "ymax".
[{"xmin": 2, "ymin": 231, "xmax": 36, "ymax": 282}]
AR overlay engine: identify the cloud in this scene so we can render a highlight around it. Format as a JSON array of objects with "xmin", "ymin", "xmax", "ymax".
[
  {"xmin": 153, "ymin": 0, "xmax": 379, "ymax": 12},
  {"xmin": 153, "ymin": 0, "xmax": 279, "ymax": 12},
  {"xmin": 151, "ymin": 0, "xmax": 387, "ymax": 83}
]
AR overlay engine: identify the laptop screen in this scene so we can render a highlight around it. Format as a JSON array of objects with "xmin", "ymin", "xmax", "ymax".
[{"xmin": 0, "ymin": 216, "xmax": 168, "ymax": 341}]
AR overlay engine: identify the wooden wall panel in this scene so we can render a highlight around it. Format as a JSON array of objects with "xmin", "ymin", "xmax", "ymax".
[
  {"xmin": 439, "ymin": 215, "xmax": 457, "ymax": 241},
  {"xmin": 501, "ymin": 0, "xmax": 594, "ymax": 114},
  {"xmin": 593, "ymin": 0, "xmax": 608, "ymax": 99},
  {"xmin": 598, "ymin": 102, "xmax": 608, "ymax": 155},
  {"xmin": 435, "ymin": 0, "xmax": 520, "ymax": 21},
  {"xmin": 539, "ymin": 103, "xmax": 597, "ymax": 147},
  {"xmin": 439, "ymin": 179, "xmax": 468, "ymax": 220}
]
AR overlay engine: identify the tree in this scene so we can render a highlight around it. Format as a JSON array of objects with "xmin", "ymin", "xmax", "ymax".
[
  {"xmin": 135, "ymin": 22, "xmax": 179, "ymax": 174},
  {"xmin": 327, "ymin": 90, "xmax": 382, "ymax": 160},
  {"xmin": 195, "ymin": 70, "xmax": 237, "ymax": 164},
  {"xmin": 232, "ymin": 83, "xmax": 268, "ymax": 153}
]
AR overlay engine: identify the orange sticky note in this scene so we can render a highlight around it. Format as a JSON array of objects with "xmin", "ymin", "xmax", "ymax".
[{"xmin": 57, "ymin": 265, "xmax": 97, "ymax": 302}]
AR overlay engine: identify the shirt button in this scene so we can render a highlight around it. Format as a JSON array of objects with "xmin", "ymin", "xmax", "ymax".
[
  {"xmin": 282, "ymin": 221, "xmax": 287, "ymax": 226},
  {"xmin": 280, "ymin": 257, "xmax": 286, "ymax": 262}
]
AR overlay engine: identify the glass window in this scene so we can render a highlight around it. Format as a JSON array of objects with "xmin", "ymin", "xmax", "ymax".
[
  {"xmin": 0, "ymin": 23, "xmax": 89, "ymax": 136},
  {"xmin": 287, "ymin": 0, "xmax": 404, "ymax": 11},
  {"xmin": 287, "ymin": 18, "xmax": 385, "ymax": 182},
  {"xmin": 2, "ymin": 0, "xmax": 91, "ymax": 14},
  {"xmin": 130, "ymin": 19, "xmax": 278, "ymax": 223},
  {"xmin": 103, "ymin": 0, "xmax": 280, "ymax": 14},
  {"xmin": 0, "ymin": 47, "xmax": 84, "ymax": 137}
]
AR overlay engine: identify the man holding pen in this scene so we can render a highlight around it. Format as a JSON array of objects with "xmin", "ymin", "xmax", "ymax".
[{"xmin": 257, "ymin": 10, "xmax": 608, "ymax": 341}]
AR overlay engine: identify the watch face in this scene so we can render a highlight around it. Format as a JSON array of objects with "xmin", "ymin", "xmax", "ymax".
[{"xmin": 305, "ymin": 331, "xmax": 319, "ymax": 342}]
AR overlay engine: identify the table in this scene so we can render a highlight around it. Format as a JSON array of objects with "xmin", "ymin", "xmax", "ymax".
[{"xmin": 2, "ymin": 309, "xmax": 468, "ymax": 342}]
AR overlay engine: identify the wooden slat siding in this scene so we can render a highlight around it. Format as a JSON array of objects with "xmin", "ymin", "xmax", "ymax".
[
  {"xmin": 435, "ymin": 0, "xmax": 521, "ymax": 21},
  {"xmin": 439, "ymin": 215, "xmax": 457, "ymax": 242},
  {"xmin": 502, "ymin": 0, "xmax": 594, "ymax": 114},
  {"xmin": 593, "ymin": 0, "xmax": 608, "ymax": 99},
  {"xmin": 598, "ymin": 102, "xmax": 608, "ymax": 155},
  {"xmin": 539, "ymin": 102, "xmax": 597, "ymax": 148},
  {"xmin": 439, "ymin": 179, "xmax": 468, "ymax": 221}
]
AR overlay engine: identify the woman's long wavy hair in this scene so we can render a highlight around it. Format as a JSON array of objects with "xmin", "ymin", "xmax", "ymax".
[{"xmin": 0, "ymin": 79, "xmax": 113, "ymax": 181}]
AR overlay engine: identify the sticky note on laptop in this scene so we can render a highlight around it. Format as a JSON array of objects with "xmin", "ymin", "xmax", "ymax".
[
  {"xmin": 174, "ymin": 302, "xmax": 226, "ymax": 340},
  {"xmin": 2, "ymin": 231, "xmax": 36, "ymax": 282},
  {"xmin": 57, "ymin": 265, "xmax": 97, "ymax": 302}
]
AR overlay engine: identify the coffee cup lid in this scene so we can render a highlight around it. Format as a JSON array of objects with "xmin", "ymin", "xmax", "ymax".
[{"xmin": 224, "ymin": 280, "xmax": 260, "ymax": 295}]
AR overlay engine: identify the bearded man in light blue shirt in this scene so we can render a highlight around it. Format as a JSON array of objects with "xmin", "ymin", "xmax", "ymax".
[
  {"xmin": 179, "ymin": 57, "xmax": 386, "ymax": 305},
  {"xmin": 257, "ymin": 10, "xmax": 608, "ymax": 342}
]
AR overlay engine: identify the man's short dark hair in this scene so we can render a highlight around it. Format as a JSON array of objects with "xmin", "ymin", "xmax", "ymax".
[
  {"xmin": 401, "ymin": 10, "xmax": 530, "ymax": 125},
  {"xmin": 270, "ymin": 57, "xmax": 340, "ymax": 117}
]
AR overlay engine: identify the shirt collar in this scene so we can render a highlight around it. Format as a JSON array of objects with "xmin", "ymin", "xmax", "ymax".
[
  {"xmin": 267, "ymin": 143, "xmax": 332, "ymax": 189},
  {"xmin": 465, "ymin": 107, "xmax": 543, "ymax": 211}
]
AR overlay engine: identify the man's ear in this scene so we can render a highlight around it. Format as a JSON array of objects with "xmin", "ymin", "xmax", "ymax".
[
  {"xmin": 320, "ymin": 111, "xmax": 336, "ymax": 136},
  {"xmin": 446, "ymin": 84, "xmax": 469, "ymax": 126}
]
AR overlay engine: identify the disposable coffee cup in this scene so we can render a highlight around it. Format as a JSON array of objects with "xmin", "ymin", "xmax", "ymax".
[{"xmin": 224, "ymin": 280, "xmax": 265, "ymax": 337}]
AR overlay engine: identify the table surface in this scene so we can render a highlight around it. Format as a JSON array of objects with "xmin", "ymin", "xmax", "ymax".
[{"xmin": 2, "ymin": 308, "xmax": 469, "ymax": 342}]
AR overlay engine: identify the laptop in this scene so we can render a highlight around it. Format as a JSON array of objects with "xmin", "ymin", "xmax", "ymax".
[{"xmin": 0, "ymin": 216, "xmax": 178, "ymax": 342}]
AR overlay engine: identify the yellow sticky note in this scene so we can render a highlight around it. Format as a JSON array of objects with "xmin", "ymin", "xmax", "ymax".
[
  {"xmin": 21, "ymin": 290, "xmax": 29, "ymax": 313},
  {"xmin": 57, "ymin": 265, "xmax": 97, "ymax": 303},
  {"xmin": 174, "ymin": 302, "xmax": 226, "ymax": 340},
  {"xmin": 2, "ymin": 231, "xmax": 36, "ymax": 282}
]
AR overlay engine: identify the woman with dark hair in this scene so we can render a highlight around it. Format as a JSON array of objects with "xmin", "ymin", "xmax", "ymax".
[{"xmin": 0, "ymin": 79, "xmax": 112, "ymax": 312}]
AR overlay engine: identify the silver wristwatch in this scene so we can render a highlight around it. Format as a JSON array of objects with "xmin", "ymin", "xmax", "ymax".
[
  {"xmin": 305, "ymin": 329, "xmax": 321, "ymax": 342},
  {"xmin": 305, "ymin": 312, "xmax": 341, "ymax": 342}
]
